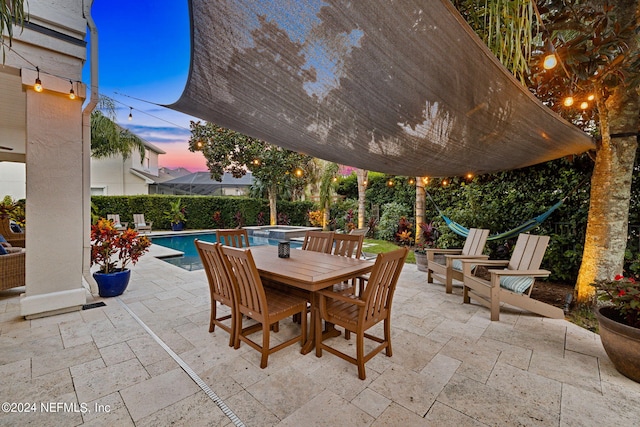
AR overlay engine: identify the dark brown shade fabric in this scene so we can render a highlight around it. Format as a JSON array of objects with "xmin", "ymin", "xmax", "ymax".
[{"xmin": 169, "ymin": 0, "xmax": 594, "ymax": 177}]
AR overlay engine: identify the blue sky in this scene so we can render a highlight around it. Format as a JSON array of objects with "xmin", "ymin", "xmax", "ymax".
[{"xmin": 85, "ymin": 0, "xmax": 207, "ymax": 171}]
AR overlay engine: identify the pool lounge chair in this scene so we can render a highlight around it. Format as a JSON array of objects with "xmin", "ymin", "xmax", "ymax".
[{"xmin": 133, "ymin": 214, "xmax": 152, "ymax": 233}]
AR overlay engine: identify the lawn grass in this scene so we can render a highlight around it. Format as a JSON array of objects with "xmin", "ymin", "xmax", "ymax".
[{"xmin": 363, "ymin": 239, "xmax": 415, "ymax": 263}]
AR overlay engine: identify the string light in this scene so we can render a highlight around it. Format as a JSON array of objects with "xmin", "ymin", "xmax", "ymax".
[
  {"xmin": 294, "ymin": 168, "xmax": 303, "ymax": 177},
  {"xmin": 34, "ymin": 66, "xmax": 43, "ymax": 92},
  {"xmin": 128, "ymin": 107, "xmax": 133, "ymax": 121},
  {"xmin": 442, "ymin": 179, "xmax": 448, "ymax": 186},
  {"xmin": 543, "ymin": 37, "xmax": 558, "ymax": 69},
  {"xmin": 387, "ymin": 179, "xmax": 394, "ymax": 187},
  {"xmin": 68, "ymin": 81, "xmax": 76, "ymax": 100},
  {"xmin": 408, "ymin": 178, "xmax": 415, "ymax": 185},
  {"xmin": 466, "ymin": 173, "xmax": 473, "ymax": 180},
  {"xmin": 252, "ymin": 159, "xmax": 260, "ymax": 166},
  {"xmin": 422, "ymin": 177, "xmax": 429, "ymax": 184}
]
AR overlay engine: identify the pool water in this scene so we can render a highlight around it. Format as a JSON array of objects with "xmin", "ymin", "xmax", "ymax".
[{"xmin": 151, "ymin": 233, "xmax": 302, "ymax": 271}]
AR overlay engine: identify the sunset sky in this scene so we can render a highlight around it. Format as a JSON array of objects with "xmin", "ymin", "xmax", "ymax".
[{"xmin": 85, "ymin": 0, "xmax": 208, "ymax": 171}]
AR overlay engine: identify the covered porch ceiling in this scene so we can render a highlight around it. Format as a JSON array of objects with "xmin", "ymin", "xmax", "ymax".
[{"xmin": 169, "ymin": 0, "xmax": 594, "ymax": 177}]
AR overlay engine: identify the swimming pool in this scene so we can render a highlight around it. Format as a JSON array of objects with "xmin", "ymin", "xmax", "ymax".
[{"xmin": 151, "ymin": 232, "xmax": 302, "ymax": 271}]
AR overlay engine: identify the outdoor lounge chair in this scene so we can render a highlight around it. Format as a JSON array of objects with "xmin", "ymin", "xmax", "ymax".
[
  {"xmin": 107, "ymin": 214, "xmax": 128, "ymax": 231},
  {"xmin": 0, "ymin": 218, "xmax": 25, "ymax": 248},
  {"xmin": 217, "ymin": 228, "xmax": 250, "ymax": 248},
  {"xmin": 133, "ymin": 214, "xmax": 152, "ymax": 233},
  {"xmin": 0, "ymin": 251, "xmax": 26, "ymax": 291},
  {"xmin": 220, "ymin": 245, "xmax": 308, "ymax": 368},
  {"xmin": 426, "ymin": 228, "xmax": 489, "ymax": 293},
  {"xmin": 460, "ymin": 233, "xmax": 564, "ymax": 321},
  {"xmin": 315, "ymin": 247, "xmax": 408, "ymax": 380}
]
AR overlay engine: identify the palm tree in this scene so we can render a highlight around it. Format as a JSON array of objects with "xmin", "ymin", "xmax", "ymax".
[
  {"xmin": 91, "ymin": 97, "xmax": 146, "ymax": 160},
  {"xmin": 1, "ymin": 0, "xmax": 28, "ymax": 59}
]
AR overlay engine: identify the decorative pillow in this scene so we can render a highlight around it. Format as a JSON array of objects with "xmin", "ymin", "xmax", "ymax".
[
  {"xmin": 9, "ymin": 221, "xmax": 22, "ymax": 233},
  {"xmin": 500, "ymin": 276, "xmax": 534, "ymax": 294},
  {"xmin": 452, "ymin": 259, "xmax": 475, "ymax": 272},
  {"xmin": 0, "ymin": 245, "xmax": 7, "ymax": 255},
  {"xmin": 0, "ymin": 234, "xmax": 6, "ymax": 243}
]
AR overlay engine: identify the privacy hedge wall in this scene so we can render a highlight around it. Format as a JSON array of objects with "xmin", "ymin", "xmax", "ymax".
[{"xmin": 92, "ymin": 195, "xmax": 315, "ymax": 230}]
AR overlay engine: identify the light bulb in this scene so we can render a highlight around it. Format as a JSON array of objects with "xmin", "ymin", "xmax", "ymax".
[
  {"xmin": 294, "ymin": 168, "xmax": 303, "ymax": 177},
  {"xmin": 543, "ymin": 54, "xmax": 557, "ymax": 70},
  {"xmin": 34, "ymin": 67, "xmax": 43, "ymax": 92},
  {"xmin": 563, "ymin": 96, "xmax": 574, "ymax": 107},
  {"xmin": 580, "ymin": 101, "xmax": 589, "ymax": 110},
  {"xmin": 128, "ymin": 107, "xmax": 133, "ymax": 121},
  {"xmin": 587, "ymin": 94, "xmax": 595, "ymax": 101}
]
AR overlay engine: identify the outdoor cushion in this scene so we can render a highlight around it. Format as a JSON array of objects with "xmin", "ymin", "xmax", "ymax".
[
  {"xmin": 0, "ymin": 234, "xmax": 6, "ymax": 243},
  {"xmin": 10, "ymin": 222, "xmax": 22, "ymax": 233},
  {"xmin": 452, "ymin": 259, "xmax": 476, "ymax": 272},
  {"xmin": 499, "ymin": 276, "xmax": 534, "ymax": 294},
  {"xmin": 0, "ymin": 245, "xmax": 7, "ymax": 255}
]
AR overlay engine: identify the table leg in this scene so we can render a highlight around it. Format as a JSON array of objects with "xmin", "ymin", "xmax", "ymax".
[{"xmin": 302, "ymin": 291, "xmax": 340, "ymax": 355}]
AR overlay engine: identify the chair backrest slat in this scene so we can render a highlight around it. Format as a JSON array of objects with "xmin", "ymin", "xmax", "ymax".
[
  {"xmin": 332, "ymin": 233, "xmax": 364, "ymax": 259},
  {"xmin": 107, "ymin": 214, "xmax": 121, "ymax": 224},
  {"xmin": 360, "ymin": 247, "xmax": 408, "ymax": 323},
  {"xmin": 217, "ymin": 229, "xmax": 250, "ymax": 248},
  {"xmin": 302, "ymin": 231, "xmax": 334, "ymax": 253},
  {"xmin": 133, "ymin": 214, "xmax": 146, "ymax": 225},
  {"xmin": 508, "ymin": 234, "xmax": 550, "ymax": 271},
  {"xmin": 461, "ymin": 228, "xmax": 490, "ymax": 256},
  {"xmin": 220, "ymin": 246, "xmax": 267, "ymax": 322}
]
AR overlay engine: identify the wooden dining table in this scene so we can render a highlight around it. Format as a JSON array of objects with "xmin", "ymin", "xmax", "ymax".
[{"xmin": 249, "ymin": 245, "xmax": 374, "ymax": 354}]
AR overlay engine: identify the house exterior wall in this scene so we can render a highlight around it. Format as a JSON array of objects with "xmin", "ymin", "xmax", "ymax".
[{"xmin": 90, "ymin": 147, "xmax": 162, "ymax": 195}]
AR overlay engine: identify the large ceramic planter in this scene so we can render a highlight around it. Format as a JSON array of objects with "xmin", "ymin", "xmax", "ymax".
[
  {"xmin": 415, "ymin": 252, "xmax": 428, "ymax": 272},
  {"xmin": 596, "ymin": 306, "xmax": 640, "ymax": 383},
  {"xmin": 93, "ymin": 269, "xmax": 131, "ymax": 297},
  {"xmin": 171, "ymin": 222, "xmax": 185, "ymax": 231}
]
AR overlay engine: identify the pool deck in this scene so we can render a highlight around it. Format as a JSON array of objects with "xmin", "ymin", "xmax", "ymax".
[{"xmin": 1, "ymin": 251, "xmax": 640, "ymax": 426}]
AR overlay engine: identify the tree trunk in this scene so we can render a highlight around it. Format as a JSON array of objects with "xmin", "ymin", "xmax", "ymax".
[
  {"xmin": 415, "ymin": 177, "xmax": 426, "ymax": 243},
  {"xmin": 576, "ymin": 86, "xmax": 640, "ymax": 302},
  {"xmin": 268, "ymin": 185, "xmax": 277, "ymax": 225},
  {"xmin": 356, "ymin": 169, "xmax": 368, "ymax": 229}
]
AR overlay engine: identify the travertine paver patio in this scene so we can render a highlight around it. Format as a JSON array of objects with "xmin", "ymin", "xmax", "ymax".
[{"xmin": 1, "ymin": 246, "xmax": 640, "ymax": 426}]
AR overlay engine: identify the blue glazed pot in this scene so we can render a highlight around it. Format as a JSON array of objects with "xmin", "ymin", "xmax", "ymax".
[
  {"xmin": 93, "ymin": 269, "xmax": 131, "ymax": 297},
  {"xmin": 171, "ymin": 222, "xmax": 185, "ymax": 231}
]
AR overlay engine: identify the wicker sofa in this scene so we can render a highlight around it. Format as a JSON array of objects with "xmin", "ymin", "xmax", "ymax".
[
  {"xmin": 0, "ymin": 251, "xmax": 25, "ymax": 290},
  {"xmin": 0, "ymin": 218, "xmax": 25, "ymax": 248}
]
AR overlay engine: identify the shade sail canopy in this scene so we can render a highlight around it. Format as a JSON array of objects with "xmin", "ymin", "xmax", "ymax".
[{"xmin": 169, "ymin": 0, "xmax": 594, "ymax": 177}]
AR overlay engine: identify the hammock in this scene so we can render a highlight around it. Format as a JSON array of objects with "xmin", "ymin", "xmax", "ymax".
[{"xmin": 426, "ymin": 192, "xmax": 565, "ymax": 242}]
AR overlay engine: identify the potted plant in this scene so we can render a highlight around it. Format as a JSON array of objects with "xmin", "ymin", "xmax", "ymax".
[
  {"xmin": 414, "ymin": 221, "xmax": 439, "ymax": 271},
  {"xmin": 593, "ymin": 275, "xmax": 640, "ymax": 383},
  {"xmin": 164, "ymin": 198, "xmax": 187, "ymax": 231},
  {"xmin": 91, "ymin": 218, "xmax": 151, "ymax": 297}
]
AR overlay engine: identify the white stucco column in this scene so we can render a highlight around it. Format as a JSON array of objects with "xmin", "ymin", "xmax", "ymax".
[{"xmin": 20, "ymin": 82, "xmax": 87, "ymax": 318}]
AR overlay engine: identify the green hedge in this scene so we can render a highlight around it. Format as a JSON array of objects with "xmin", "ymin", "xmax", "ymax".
[{"xmin": 92, "ymin": 195, "xmax": 316, "ymax": 230}]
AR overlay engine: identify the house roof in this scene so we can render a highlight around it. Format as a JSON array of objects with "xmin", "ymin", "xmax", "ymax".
[
  {"xmin": 158, "ymin": 171, "xmax": 254, "ymax": 195},
  {"xmin": 168, "ymin": 0, "xmax": 594, "ymax": 177}
]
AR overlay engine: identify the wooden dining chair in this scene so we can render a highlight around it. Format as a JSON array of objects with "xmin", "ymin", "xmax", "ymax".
[
  {"xmin": 331, "ymin": 233, "xmax": 365, "ymax": 294},
  {"xmin": 220, "ymin": 245, "xmax": 308, "ymax": 368},
  {"xmin": 195, "ymin": 240, "xmax": 237, "ymax": 346},
  {"xmin": 315, "ymin": 246, "xmax": 408, "ymax": 380},
  {"xmin": 302, "ymin": 231, "xmax": 334, "ymax": 253},
  {"xmin": 217, "ymin": 228, "xmax": 250, "ymax": 248}
]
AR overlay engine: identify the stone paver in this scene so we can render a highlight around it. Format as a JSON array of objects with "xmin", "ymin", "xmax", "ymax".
[{"xmin": 1, "ymin": 251, "xmax": 639, "ymax": 426}]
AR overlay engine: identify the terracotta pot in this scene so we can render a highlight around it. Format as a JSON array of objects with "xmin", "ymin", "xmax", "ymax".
[
  {"xmin": 596, "ymin": 306, "xmax": 640, "ymax": 383},
  {"xmin": 415, "ymin": 252, "xmax": 428, "ymax": 272}
]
